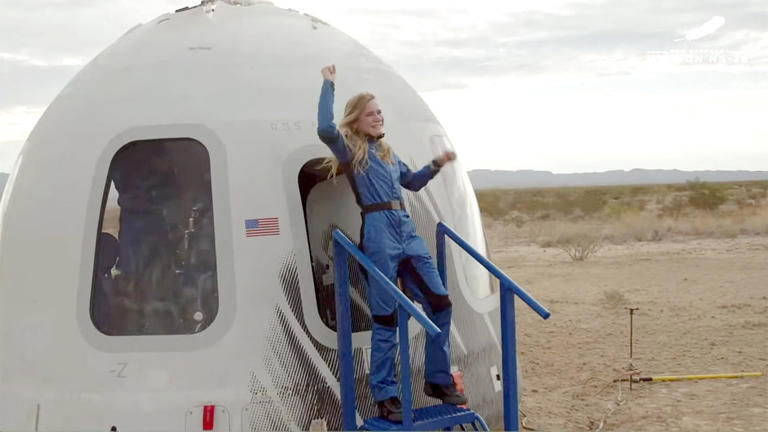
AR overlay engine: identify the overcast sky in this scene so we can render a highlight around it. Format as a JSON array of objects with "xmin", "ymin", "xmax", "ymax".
[{"xmin": 1, "ymin": 0, "xmax": 766, "ymax": 173}]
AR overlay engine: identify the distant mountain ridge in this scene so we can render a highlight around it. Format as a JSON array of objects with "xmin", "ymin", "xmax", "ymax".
[
  {"xmin": 3, "ymin": 170, "xmax": 765, "ymax": 197},
  {"xmin": 468, "ymin": 169, "xmax": 768, "ymax": 189}
]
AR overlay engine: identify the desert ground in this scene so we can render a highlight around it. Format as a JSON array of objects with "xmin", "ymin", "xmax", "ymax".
[{"xmin": 479, "ymin": 181, "xmax": 768, "ymax": 431}]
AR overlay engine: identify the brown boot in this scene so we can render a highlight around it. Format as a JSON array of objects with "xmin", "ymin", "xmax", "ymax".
[
  {"xmin": 376, "ymin": 397, "xmax": 403, "ymax": 423},
  {"xmin": 424, "ymin": 382, "xmax": 468, "ymax": 405}
]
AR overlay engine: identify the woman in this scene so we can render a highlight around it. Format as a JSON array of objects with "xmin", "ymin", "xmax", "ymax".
[{"xmin": 317, "ymin": 64, "xmax": 467, "ymax": 423}]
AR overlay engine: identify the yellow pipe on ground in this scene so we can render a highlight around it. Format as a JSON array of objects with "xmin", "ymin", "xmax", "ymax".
[
  {"xmin": 614, "ymin": 372, "xmax": 765, "ymax": 383},
  {"xmin": 642, "ymin": 372, "xmax": 763, "ymax": 382}
]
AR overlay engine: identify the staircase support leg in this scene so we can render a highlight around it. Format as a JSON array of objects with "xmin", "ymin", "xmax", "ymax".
[
  {"xmin": 398, "ymin": 304, "xmax": 414, "ymax": 429},
  {"xmin": 436, "ymin": 226, "xmax": 447, "ymax": 286},
  {"xmin": 501, "ymin": 281, "xmax": 520, "ymax": 432},
  {"xmin": 334, "ymin": 242, "xmax": 357, "ymax": 431}
]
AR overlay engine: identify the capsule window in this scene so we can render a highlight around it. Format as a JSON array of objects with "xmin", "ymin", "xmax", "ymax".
[{"xmin": 91, "ymin": 139, "xmax": 218, "ymax": 335}]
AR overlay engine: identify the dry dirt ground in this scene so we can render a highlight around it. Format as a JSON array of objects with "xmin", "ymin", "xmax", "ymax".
[{"xmin": 490, "ymin": 235, "xmax": 768, "ymax": 431}]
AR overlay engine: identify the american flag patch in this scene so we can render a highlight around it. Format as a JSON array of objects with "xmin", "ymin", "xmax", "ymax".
[{"xmin": 245, "ymin": 217, "xmax": 280, "ymax": 237}]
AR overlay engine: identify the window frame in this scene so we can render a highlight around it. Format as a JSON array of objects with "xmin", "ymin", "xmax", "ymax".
[
  {"xmin": 91, "ymin": 137, "xmax": 218, "ymax": 336},
  {"xmin": 77, "ymin": 125, "xmax": 235, "ymax": 352}
]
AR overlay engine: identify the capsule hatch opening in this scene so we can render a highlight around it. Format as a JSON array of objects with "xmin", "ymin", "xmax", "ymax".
[{"xmin": 298, "ymin": 158, "xmax": 371, "ymax": 333}]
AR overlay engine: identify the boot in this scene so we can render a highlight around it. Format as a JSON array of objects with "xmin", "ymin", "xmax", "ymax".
[
  {"xmin": 424, "ymin": 382, "xmax": 468, "ymax": 405},
  {"xmin": 376, "ymin": 396, "xmax": 403, "ymax": 423}
]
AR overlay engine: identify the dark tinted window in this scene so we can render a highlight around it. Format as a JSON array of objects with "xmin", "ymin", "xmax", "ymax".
[{"xmin": 91, "ymin": 139, "xmax": 218, "ymax": 335}]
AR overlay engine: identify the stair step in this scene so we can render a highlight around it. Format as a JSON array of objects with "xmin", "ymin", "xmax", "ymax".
[{"xmin": 361, "ymin": 404, "xmax": 485, "ymax": 431}]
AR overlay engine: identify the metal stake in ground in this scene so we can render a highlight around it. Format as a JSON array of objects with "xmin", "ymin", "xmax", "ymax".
[{"xmin": 624, "ymin": 307, "xmax": 640, "ymax": 391}]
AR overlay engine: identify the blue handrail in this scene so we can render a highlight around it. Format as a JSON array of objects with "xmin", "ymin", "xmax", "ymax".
[
  {"xmin": 436, "ymin": 222, "xmax": 550, "ymax": 432},
  {"xmin": 332, "ymin": 229, "xmax": 441, "ymax": 431}
]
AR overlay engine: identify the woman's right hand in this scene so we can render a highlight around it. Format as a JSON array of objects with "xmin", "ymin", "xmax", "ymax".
[{"xmin": 321, "ymin": 64, "xmax": 336, "ymax": 82}]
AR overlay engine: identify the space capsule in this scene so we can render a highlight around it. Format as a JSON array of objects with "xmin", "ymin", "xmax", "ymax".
[{"xmin": 0, "ymin": 2, "xmax": 506, "ymax": 430}]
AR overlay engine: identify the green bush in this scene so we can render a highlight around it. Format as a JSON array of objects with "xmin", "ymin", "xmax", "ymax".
[
  {"xmin": 476, "ymin": 190, "xmax": 507, "ymax": 219},
  {"xmin": 753, "ymin": 181, "xmax": 768, "ymax": 198},
  {"xmin": 686, "ymin": 179, "xmax": 726, "ymax": 211},
  {"xmin": 557, "ymin": 233, "xmax": 602, "ymax": 261},
  {"xmin": 604, "ymin": 201, "xmax": 631, "ymax": 219},
  {"xmin": 576, "ymin": 189, "xmax": 607, "ymax": 216}
]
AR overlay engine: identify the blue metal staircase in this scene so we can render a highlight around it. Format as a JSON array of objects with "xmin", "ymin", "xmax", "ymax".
[{"xmin": 332, "ymin": 222, "xmax": 550, "ymax": 431}]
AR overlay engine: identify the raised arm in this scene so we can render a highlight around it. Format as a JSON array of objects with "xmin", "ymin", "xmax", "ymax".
[
  {"xmin": 398, "ymin": 151, "xmax": 457, "ymax": 191},
  {"xmin": 398, "ymin": 157, "xmax": 438, "ymax": 191},
  {"xmin": 317, "ymin": 65, "xmax": 350, "ymax": 162}
]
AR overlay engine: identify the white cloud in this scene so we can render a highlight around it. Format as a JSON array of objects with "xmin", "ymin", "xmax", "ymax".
[
  {"xmin": 0, "ymin": 106, "xmax": 45, "ymax": 142},
  {"xmin": 0, "ymin": 141, "xmax": 25, "ymax": 173},
  {"xmin": 0, "ymin": 52, "xmax": 85, "ymax": 67},
  {"xmin": 1, "ymin": 0, "xmax": 767, "ymax": 173},
  {"xmin": 0, "ymin": 1, "xmax": 192, "ymax": 63},
  {"xmin": 676, "ymin": 16, "xmax": 726, "ymax": 42},
  {"xmin": 422, "ymin": 75, "xmax": 768, "ymax": 172}
]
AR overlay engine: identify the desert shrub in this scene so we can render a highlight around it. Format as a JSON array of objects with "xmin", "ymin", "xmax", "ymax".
[
  {"xmin": 734, "ymin": 196, "xmax": 759, "ymax": 209},
  {"xmin": 102, "ymin": 207, "xmax": 121, "ymax": 236},
  {"xmin": 551, "ymin": 193, "xmax": 577, "ymax": 215},
  {"xmin": 755, "ymin": 181, "xmax": 768, "ymax": 195},
  {"xmin": 628, "ymin": 186, "xmax": 647, "ymax": 197},
  {"xmin": 479, "ymin": 187, "xmax": 616, "ymax": 219},
  {"xmin": 476, "ymin": 190, "xmax": 508, "ymax": 219},
  {"xmin": 747, "ymin": 182, "xmax": 768, "ymax": 201},
  {"xmin": 686, "ymin": 180, "xmax": 726, "ymax": 211},
  {"xmin": 648, "ymin": 229, "xmax": 664, "ymax": 241},
  {"xmin": 605, "ymin": 198, "xmax": 648, "ymax": 219},
  {"xmin": 602, "ymin": 289, "xmax": 629, "ymax": 307},
  {"xmin": 477, "ymin": 181, "xmax": 768, "ymax": 242},
  {"xmin": 515, "ymin": 192, "xmax": 551, "ymax": 216},
  {"xmin": 576, "ymin": 189, "xmax": 607, "ymax": 216},
  {"xmin": 557, "ymin": 233, "xmax": 602, "ymax": 261},
  {"xmin": 747, "ymin": 190, "xmax": 764, "ymax": 201},
  {"xmin": 506, "ymin": 212, "xmax": 527, "ymax": 228},
  {"xmin": 660, "ymin": 196, "xmax": 687, "ymax": 219},
  {"xmin": 554, "ymin": 190, "xmax": 571, "ymax": 203},
  {"xmin": 537, "ymin": 238, "xmax": 558, "ymax": 248},
  {"xmin": 604, "ymin": 201, "xmax": 630, "ymax": 219},
  {"xmin": 668, "ymin": 184, "xmax": 688, "ymax": 192}
]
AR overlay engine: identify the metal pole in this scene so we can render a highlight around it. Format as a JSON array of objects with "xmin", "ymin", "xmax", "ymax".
[
  {"xmin": 333, "ymin": 240, "xmax": 357, "ymax": 431},
  {"xmin": 334, "ymin": 230, "xmax": 439, "ymax": 336},
  {"xmin": 436, "ymin": 223, "xmax": 447, "ymax": 287},
  {"xmin": 629, "ymin": 309, "xmax": 634, "ymax": 359},
  {"xmin": 398, "ymin": 305, "xmax": 414, "ymax": 429},
  {"xmin": 437, "ymin": 222, "xmax": 550, "ymax": 320},
  {"xmin": 500, "ymin": 281, "xmax": 519, "ymax": 432},
  {"xmin": 625, "ymin": 307, "xmax": 639, "ymax": 391}
]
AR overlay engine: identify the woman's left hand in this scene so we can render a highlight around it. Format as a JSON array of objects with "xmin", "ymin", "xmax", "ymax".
[{"xmin": 437, "ymin": 151, "xmax": 457, "ymax": 167}]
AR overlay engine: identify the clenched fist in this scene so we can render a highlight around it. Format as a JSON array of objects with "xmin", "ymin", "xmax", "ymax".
[
  {"xmin": 321, "ymin": 64, "xmax": 336, "ymax": 82},
  {"xmin": 436, "ymin": 151, "xmax": 457, "ymax": 167}
]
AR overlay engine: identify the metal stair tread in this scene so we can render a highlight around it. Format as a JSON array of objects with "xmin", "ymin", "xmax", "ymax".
[{"xmin": 361, "ymin": 404, "xmax": 482, "ymax": 431}]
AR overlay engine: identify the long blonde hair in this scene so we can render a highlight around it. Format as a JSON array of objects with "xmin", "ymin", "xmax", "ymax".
[{"xmin": 322, "ymin": 92, "xmax": 394, "ymax": 178}]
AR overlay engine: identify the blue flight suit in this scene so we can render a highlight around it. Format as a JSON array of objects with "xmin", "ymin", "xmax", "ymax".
[{"xmin": 317, "ymin": 79, "xmax": 454, "ymax": 402}]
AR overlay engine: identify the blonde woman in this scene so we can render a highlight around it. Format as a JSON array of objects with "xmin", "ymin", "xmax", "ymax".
[{"xmin": 317, "ymin": 64, "xmax": 465, "ymax": 423}]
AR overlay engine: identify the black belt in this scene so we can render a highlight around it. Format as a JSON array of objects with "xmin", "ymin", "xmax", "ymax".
[{"xmin": 361, "ymin": 200, "xmax": 406, "ymax": 214}]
